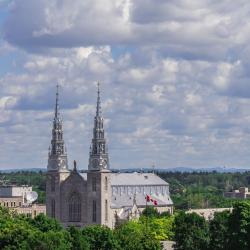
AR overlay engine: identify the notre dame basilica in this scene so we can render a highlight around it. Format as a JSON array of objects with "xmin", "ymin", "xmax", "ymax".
[{"xmin": 46, "ymin": 84, "xmax": 173, "ymax": 228}]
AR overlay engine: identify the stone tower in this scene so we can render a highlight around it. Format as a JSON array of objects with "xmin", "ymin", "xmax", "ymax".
[
  {"xmin": 46, "ymin": 85, "xmax": 70, "ymax": 220},
  {"xmin": 87, "ymin": 83, "xmax": 112, "ymax": 227}
]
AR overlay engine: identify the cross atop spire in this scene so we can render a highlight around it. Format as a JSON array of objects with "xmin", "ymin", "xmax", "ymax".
[
  {"xmin": 96, "ymin": 81, "xmax": 101, "ymax": 117},
  {"xmin": 54, "ymin": 84, "xmax": 60, "ymax": 121}
]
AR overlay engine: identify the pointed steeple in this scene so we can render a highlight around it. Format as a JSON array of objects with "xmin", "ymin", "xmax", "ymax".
[
  {"xmin": 47, "ymin": 85, "xmax": 68, "ymax": 172},
  {"xmin": 88, "ymin": 82, "xmax": 110, "ymax": 171},
  {"xmin": 96, "ymin": 81, "xmax": 101, "ymax": 117},
  {"xmin": 54, "ymin": 84, "xmax": 60, "ymax": 121}
]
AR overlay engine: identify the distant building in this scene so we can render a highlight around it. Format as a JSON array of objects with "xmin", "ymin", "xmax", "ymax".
[
  {"xmin": 46, "ymin": 84, "xmax": 173, "ymax": 228},
  {"xmin": 186, "ymin": 208, "xmax": 232, "ymax": 220},
  {"xmin": 0, "ymin": 185, "xmax": 46, "ymax": 218},
  {"xmin": 0, "ymin": 185, "xmax": 32, "ymax": 208},
  {"xmin": 12, "ymin": 204, "xmax": 46, "ymax": 218},
  {"xmin": 224, "ymin": 187, "xmax": 250, "ymax": 199}
]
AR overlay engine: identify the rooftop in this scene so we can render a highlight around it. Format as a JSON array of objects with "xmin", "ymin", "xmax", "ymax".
[
  {"xmin": 80, "ymin": 172, "xmax": 169, "ymax": 186},
  {"xmin": 110, "ymin": 172, "xmax": 168, "ymax": 186}
]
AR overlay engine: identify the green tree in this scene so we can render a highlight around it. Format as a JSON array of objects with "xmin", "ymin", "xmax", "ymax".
[
  {"xmin": 27, "ymin": 213, "xmax": 62, "ymax": 232},
  {"xmin": 228, "ymin": 201, "xmax": 250, "ymax": 250},
  {"xmin": 34, "ymin": 230, "xmax": 72, "ymax": 250},
  {"xmin": 0, "ymin": 207, "xmax": 71, "ymax": 250},
  {"xmin": 139, "ymin": 215, "xmax": 174, "ymax": 241},
  {"xmin": 115, "ymin": 220, "xmax": 161, "ymax": 250},
  {"xmin": 209, "ymin": 211, "xmax": 230, "ymax": 250},
  {"xmin": 148, "ymin": 217, "xmax": 174, "ymax": 241},
  {"xmin": 68, "ymin": 226, "xmax": 90, "ymax": 250},
  {"xmin": 141, "ymin": 206, "xmax": 160, "ymax": 218},
  {"xmin": 82, "ymin": 225, "xmax": 120, "ymax": 250},
  {"xmin": 173, "ymin": 212, "xmax": 209, "ymax": 250},
  {"xmin": 0, "ymin": 221, "xmax": 36, "ymax": 250}
]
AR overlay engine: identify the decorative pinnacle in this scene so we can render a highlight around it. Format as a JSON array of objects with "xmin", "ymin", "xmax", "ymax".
[
  {"xmin": 96, "ymin": 81, "xmax": 101, "ymax": 117},
  {"xmin": 55, "ymin": 84, "xmax": 60, "ymax": 120}
]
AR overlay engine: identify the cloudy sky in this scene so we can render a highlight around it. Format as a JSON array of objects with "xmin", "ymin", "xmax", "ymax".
[{"xmin": 1, "ymin": 0, "xmax": 250, "ymax": 170}]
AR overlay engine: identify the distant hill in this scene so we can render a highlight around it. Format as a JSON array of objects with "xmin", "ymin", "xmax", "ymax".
[
  {"xmin": 109, "ymin": 167, "xmax": 250, "ymax": 173},
  {"xmin": 0, "ymin": 166, "xmax": 249, "ymax": 173},
  {"xmin": 0, "ymin": 168, "xmax": 46, "ymax": 173},
  {"xmin": 156, "ymin": 167, "xmax": 250, "ymax": 173}
]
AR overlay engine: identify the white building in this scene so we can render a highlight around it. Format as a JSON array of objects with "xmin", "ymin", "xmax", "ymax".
[
  {"xmin": 0, "ymin": 185, "xmax": 46, "ymax": 218},
  {"xmin": 0, "ymin": 185, "xmax": 32, "ymax": 206}
]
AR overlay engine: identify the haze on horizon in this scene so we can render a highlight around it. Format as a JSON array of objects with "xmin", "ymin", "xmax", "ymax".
[{"xmin": 0, "ymin": 0, "xmax": 250, "ymax": 170}]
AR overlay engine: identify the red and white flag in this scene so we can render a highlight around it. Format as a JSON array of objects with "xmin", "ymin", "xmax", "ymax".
[
  {"xmin": 145, "ymin": 194, "xmax": 158, "ymax": 206},
  {"xmin": 146, "ymin": 194, "xmax": 151, "ymax": 202}
]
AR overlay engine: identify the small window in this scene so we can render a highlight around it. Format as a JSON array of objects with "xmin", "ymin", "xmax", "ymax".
[
  {"xmin": 105, "ymin": 200, "xmax": 108, "ymax": 221},
  {"xmin": 93, "ymin": 200, "xmax": 96, "ymax": 222},
  {"xmin": 51, "ymin": 176, "xmax": 55, "ymax": 192},
  {"xmin": 92, "ymin": 177, "xmax": 96, "ymax": 192},
  {"xmin": 105, "ymin": 176, "xmax": 108, "ymax": 191},
  {"xmin": 51, "ymin": 199, "xmax": 55, "ymax": 218}
]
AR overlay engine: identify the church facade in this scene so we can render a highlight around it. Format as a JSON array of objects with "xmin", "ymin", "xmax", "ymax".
[{"xmin": 46, "ymin": 84, "xmax": 173, "ymax": 228}]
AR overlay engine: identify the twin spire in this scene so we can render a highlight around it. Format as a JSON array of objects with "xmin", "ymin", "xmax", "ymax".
[
  {"xmin": 48, "ymin": 82, "xmax": 109, "ymax": 172},
  {"xmin": 54, "ymin": 82, "xmax": 102, "ymax": 121}
]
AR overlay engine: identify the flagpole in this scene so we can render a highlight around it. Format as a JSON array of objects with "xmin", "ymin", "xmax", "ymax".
[{"xmin": 146, "ymin": 196, "xmax": 148, "ymax": 232}]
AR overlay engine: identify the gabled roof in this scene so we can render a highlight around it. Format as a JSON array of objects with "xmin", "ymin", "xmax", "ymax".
[
  {"xmin": 80, "ymin": 172, "xmax": 168, "ymax": 186},
  {"xmin": 110, "ymin": 172, "xmax": 169, "ymax": 186}
]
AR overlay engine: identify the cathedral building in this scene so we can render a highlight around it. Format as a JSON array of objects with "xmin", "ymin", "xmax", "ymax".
[{"xmin": 46, "ymin": 84, "xmax": 173, "ymax": 228}]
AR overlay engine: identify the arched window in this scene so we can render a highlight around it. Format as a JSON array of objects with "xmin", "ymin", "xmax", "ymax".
[
  {"xmin": 93, "ymin": 200, "xmax": 96, "ymax": 222},
  {"xmin": 51, "ymin": 199, "xmax": 55, "ymax": 218},
  {"xmin": 92, "ymin": 177, "xmax": 96, "ymax": 192},
  {"xmin": 51, "ymin": 176, "xmax": 55, "ymax": 192},
  {"xmin": 105, "ymin": 176, "xmax": 108, "ymax": 191},
  {"xmin": 105, "ymin": 199, "xmax": 108, "ymax": 221},
  {"xmin": 69, "ymin": 193, "xmax": 81, "ymax": 222}
]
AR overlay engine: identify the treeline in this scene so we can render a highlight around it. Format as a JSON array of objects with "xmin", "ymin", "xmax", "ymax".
[
  {"xmin": 2, "ymin": 201, "xmax": 250, "ymax": 249},
  {"xmin": 173, "ymin": 201, "xmax": 250, "ymax": 250},
  {"xmin": 0, "ymin": 206, "xmax": 173, "ymax": 250},
  {"xmin": 158, "ymin": 171, "xmax": 250, "ymax": 209}
]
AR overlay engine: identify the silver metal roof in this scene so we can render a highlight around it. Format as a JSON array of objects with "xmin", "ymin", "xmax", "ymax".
[
  {"xmin": 110, "ymin": 172, "xmax": 169, "ymax": 186},
  {"xmin": 80, "ymin": 172, "xmax": 169, "ymax": 186},
  {"xmin": 81, "ymin": 172, "xmax": 168, "ymax": 186}
]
